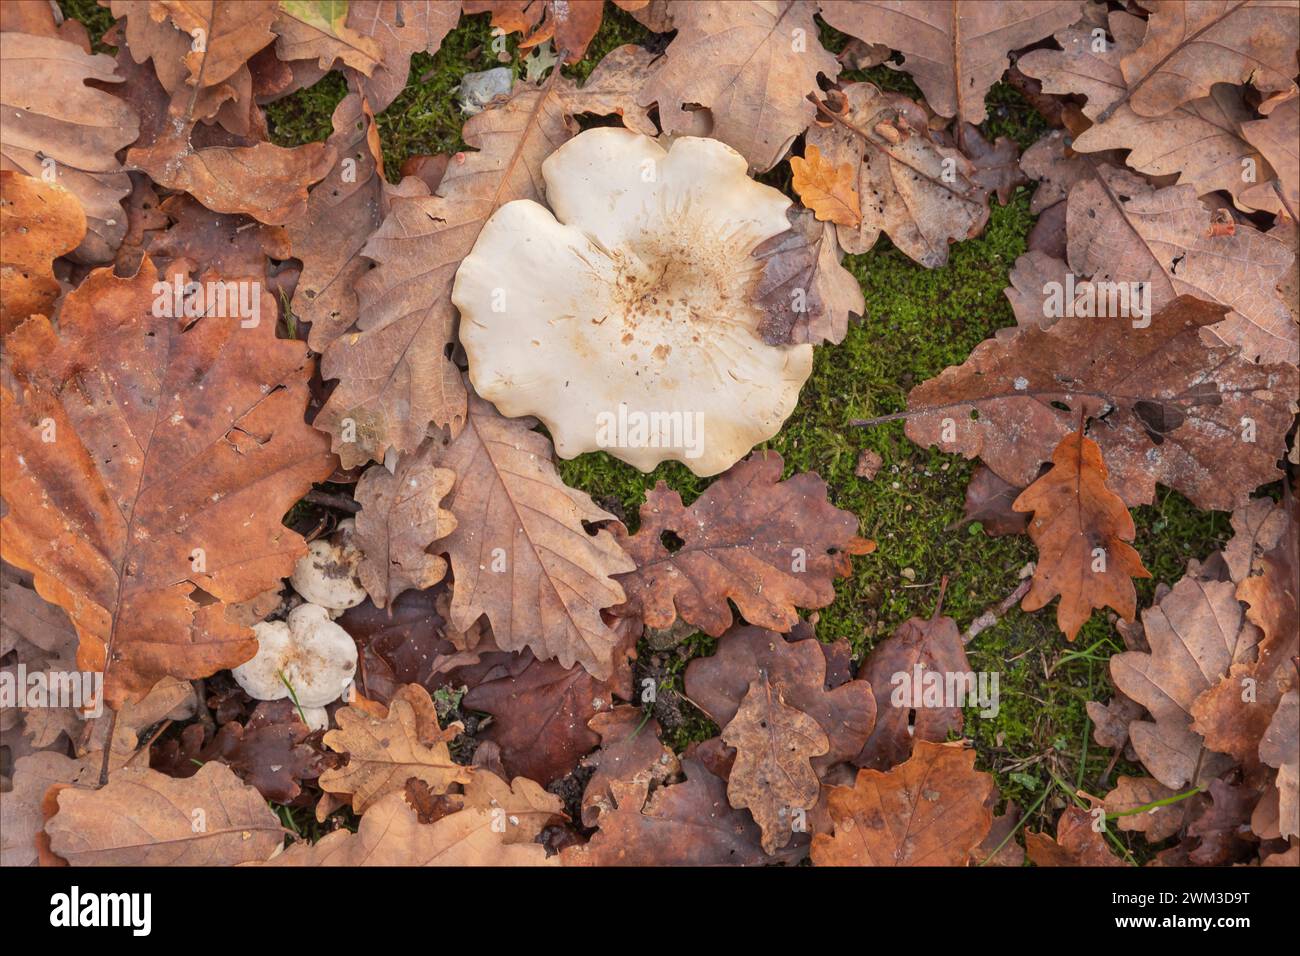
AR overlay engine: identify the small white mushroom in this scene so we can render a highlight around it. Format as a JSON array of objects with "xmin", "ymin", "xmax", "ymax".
[
  {"xmin": 232, "ymin": 603, "xmax": 358, "ymax": 708},
  {"xmin": 289, "ymin": 518, "xmax": 366, "ymax": 612},
  {"xmin": 452, "ymin": 128, "xmax": 813, "ymax": 477}
]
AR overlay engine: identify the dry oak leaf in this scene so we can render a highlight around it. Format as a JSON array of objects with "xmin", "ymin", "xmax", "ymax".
[
  {"xmin": 810, "ymin": 740, "xmax": 995, "ymax": 866},
  {"xmin": 614, "ymin": 451, "xmax": 869, "ymax": 638},
  {"xmin": 1098, "ymin": 0, "xmax": 1300, "ymax": 121},
  {"xmin": 903, "ymin": 295, "xmax": 1299, "ymax": 511},
  {"xmin": 431, "ymin": 390, "xmax": 634, "ymax": 680},
  {"xmin": 460, "ymin": 648, "xmax": 614, "ymax": 785},
  {"xmin": 463, "ymin": 0, "xmax": 607, "ymax": 63},
  {"xmin": 0, "ymin": 171, "xmax": 84, "ymax": 336},
  {"xmin": 0, "ymin": 260, "xmax": 335, "ymax": 708},
  {"xmin": 1110, "ymin": 570, "xmax": 1259, "ymax": 790},
  {"xmin": 818, "ymin": 0, "xmax": 1083, "ymax": 125},
  {"xmin": 1012, "ymin": 430, "xmax": 1151, "ymax": 640},
  {"xmin": 1020, "ymin": 10, "xmax": 1275, "ymax": 212},
  {"xmin": 314, "ymin": 54, "xmax": 656, "ymax": 467},
  {"xmin": 1103, "ymin": 776, "xmax": 1189, "ymax": 844},
  {"xmin": 791, "ymin": 144, "xmax": 861, "ymax": 227},
  {"xmin": 683, "ymin": 625, "xmax": 876, "ymax": 773},
  {"xmin": 127, "ymin": 87, "xmax": 335, "ymax": 225},
  {"xmin": 805, "ymin": 83, "xmax": 989, "ymax": 268},
  {"xmin": 752, "ymin": 205, "xmax": 864, "ymax": 346},
  {"xmin": 579, "ymin": 706, "xmax": 678, "ymax": 828},
  {"xmin": 1066, "ymin": 160, "xmax": 1297, "ymax": 364},
  {"xmin": 151, "ymin": 1, "xmax": 278, "ymax": 91},
  {"xmin": 273, "ymin": 0, "xmax": 385, "ymax": 73},
  {"xmin": 1241, "ymin": 92, "xmax": 1300, "ymax": 221},
  {"xmin": 353, "ymin": 439, "xmax": 457, "ymax": 608},
  {"xmin": 44, "ymin": 762, "xmax": 283, "ymax": 866},
  {"xmin": 462, "ymin": 767, "xmax": 567, "ymax": 844},
  {"xmin": 855, "ymin": 604, "xmax": 974, "ymax": 770},
  {"xmin": 1260, "ymin": 688, "xmax": 1299, "ymax": 839},
  {"xmin": 0, "ymin": 751, "xmax": 95, "ymax": 867},
  {"xmin": 722, "ymin": 674, "xmax": 829, "ymax": 854},
  {"xmin": 961, "ymin": 463, "xmax": 1029, "ymax": 537},
  {"xmin": 269, "ymin": 791, "xmax": 557, "ymax": 865},
  {"xmin": 319, "ymin": 684, "xmax": 471, "ymax": 813},
  {"xmin": 344, "ymin": 1, "xmax": 463, "ymax": 112},
  {"xmin": 561, "ymin": 757, "xmax": 778, "ymax": 866},
  {"xmin": 636, "ymin": 0, "xmax": 839, "ymax": 173},
  {"xmin": 1025, "ymin": 805, "xmax": 1124, "ymax": 866},
  {"xmin": 0, "ymin": 31, "xmax": 138, "ymax": 263}
]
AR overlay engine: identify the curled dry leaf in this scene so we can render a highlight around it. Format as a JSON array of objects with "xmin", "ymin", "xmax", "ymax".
[
  {"xmin": 1099, "ymin": 0, "xmax": 1300, "ymax": 121},
  {"xmin": 614, "ymin": 452, "xmax": 870, "ymax": 637},
  {"xmin": 722, "ymin": 674, "xmax": 829, "ymax": 854},
  {"xmin": 345, "ymin": 0, "xmax": 463, "ymax": 111},
  {"xmin": 636, "ymin": 0, "xmax": 839, "ymax": 173},
  {"xmin": 961, "ymin": 464, "xmax": 1029, "ymax": 537},
  {"xmin": 315, "ymin": 54, "xmax": 657, "ymax": 467},
  {"xmin": 354, "ymin": 440, "xmax": 457, "ymax": 608},
  {"xmin": 904, "ymin": 296, "xmax": 1298, "ymax": 511},
  {"xmin": 1020, "ymin": 11, "xmax": 1272, "ymax": 211},
  {"xmin": 44, "ymin": 762, "xmax": 283, "ymax": 866},
  {"xmin": 319, "ymin": 684, "xmax": 471, "ymax": 813},
  {"xmin": 0, "ymin": 171, "xmax": 84, "ymax": 335},
  {"xmin": 806, "ymin": 83, "xmax": 988, "ymax": 268},
  {"xmin": 0, "ymin": 260, "xmax": 336, "ymax": 708},
  {"xmin": 0, "ymin": 31, "xmax": 138, "ymax": 263},
  {"xmin": 1012, "ymin": 431, "xmax": 1151, "ymax": 640},
  {"xmin": 1025, "ymin": 805, "xmax": 1123, "ymax": 866},
  {"xmin": 819, "ymin": 0, "xmax": 1083, "ymax": 125},
  {"xmin": 430, "ymin": 390, "xmax": 633, "ymax": 680},
  {"xmin": 810, "ymin": 740, "xmax": 995, "ymax": 866}
]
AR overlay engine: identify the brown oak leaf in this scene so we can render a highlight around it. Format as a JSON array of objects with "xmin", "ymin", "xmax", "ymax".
[
  {"xmin": 463, "ymin": 0, "xmax": 605, "ymax": 63},
  {"xmin": 1025, "ymin": 805, "xmax": 1124, "ymax": 866},
  {"xmin": 319, "ymin": 684, "xmax": 471, "ymax": 813},
  {"xmin": 1241, "ymin": 93, "xmax": 1299, "ymax": 221},
  {"xmin": 904, "ymin": 296, "xmax": 1298, "ymax": 510},
  {"xmin": 614, "ymin": 452, "xmax": 869, "ymax": 637},
  {"xmin": 44, "ymin": 762, "xmax": 283, "ymax": 865},
  {"xmin": 752, "ymin": 206, "xmax": 863, "ymax": 346},
  {"xmin": 0, "ymin": 172, "xmax": 85, "ymax": 334},
  {"xmin": 1012, "ymin": 430, "xmax": 1151, "ymax": 640},
  {"xmin": 0, "ymin": 260, "xmax": 336, "ymax": 708},
  {"xmin": 810, "ymin": 740, "xmax": 995, "ymax": 866},
  {"xmin": 345, "ymin": 0, "xmax": 463, "ymax": 111},
  {"xmin": 353, "ymin": 439, "xmax": 457, "ymax": 608},
  {"xmin": 819, "ymin": 0, "xmax": 1083, "ymax": 125},
  {"xmin": 579, "ymin": 706, "xmax": 678, "ymax": 828}
]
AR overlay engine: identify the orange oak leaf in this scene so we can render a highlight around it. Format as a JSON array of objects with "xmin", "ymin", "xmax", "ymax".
[
  {"xmin": 0, "ymin": 259, "xmax": 336, "ymax": 708},
  {"xmin": 0, "ymin": 171, "xmax": 85, "ymax": 335},
  {"xmin": 811, "ymin": 740, "xmax": 995, "ymax": 866},
  {"xmin": 1013, "ymin": 430, "xmax": 1151, "ymax": 640},
  {"xmin": 791, "ymin": 144, "xmax": 861, "ymax": 226},
  {"xmin": 1025, "ymin": 805, "xmax": 1124, "ymax": 866}
]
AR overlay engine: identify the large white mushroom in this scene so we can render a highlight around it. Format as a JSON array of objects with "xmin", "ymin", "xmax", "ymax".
[
  {"xmin": 289, "ymin": 518, "xmax": 366, "ymax": 614},
  {"xmin": 452, "ymin": 128, "xmax": 813, "ymax": 477},
  {"xmin": 232, "ymin": 603, "xmax": 357, "ymax": 714}
]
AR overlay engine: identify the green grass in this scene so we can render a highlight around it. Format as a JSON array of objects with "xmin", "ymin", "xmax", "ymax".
[{"xmin": 78, "ymin": 3, "xmax": 1232, "ymax": 860}]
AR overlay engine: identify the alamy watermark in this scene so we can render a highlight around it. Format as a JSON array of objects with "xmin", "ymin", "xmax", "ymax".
[
  {"xmin": 151, "ymin": 276, "xmax": 261, "ymax": 328},
  {"xmin": 595, "ymin": 403, "xmax": 705, "ymax": 460},
  {"xmin": 890, "ymin": 665, "xmax": 1000, "ymax": 718},
  {"xmin": 1042, "ymin": 274, "xmax": 1151, "ymax": 328},
  {"xmin": 0, "ymin": 665, "xmax": 103, "ymax": 717}
]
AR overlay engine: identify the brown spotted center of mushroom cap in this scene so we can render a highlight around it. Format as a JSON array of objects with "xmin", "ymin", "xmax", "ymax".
[{"xmin": 601, "ymin": 222, "xmax": 765, "ymax": 362}]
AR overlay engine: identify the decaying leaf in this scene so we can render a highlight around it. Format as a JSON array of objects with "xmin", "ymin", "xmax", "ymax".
[
  {"xmin": 904, "ymin": 296, "xmax": 1298, "ymax": 511},
  {"xmin": 1241, "ymin": 92, "xmax": 1300, "ymax": 221},
  {"xmin": 273, "ymin": 0, "xmax": 385, "ymax": 73},
  {"xmin": 430, "ymin": 390, "xmax": 634, "ymax": 680},
  {"xmin": 614, "ymin": 452, "xmax": 869, "ymax": 637},
  {"xmin": 811, "ymin": 740, "xmax": 995, "ymax": 866},
  {"xmin": 806, "ymin": 82, "xmax": 989, "ymax": 268},
  {"xmin": 44, "ymin": 762, "xmax": 283, "ymax": 865},
  {"xmin": 0, "ymin": 171, "xmax": 84, "ymax": 335},
  {"xmin": 0, "ymin": 260, "xmax": 336, "ymax": 708},
  {"xmin": 345, "ymin": 0, "xmax": 463, "ymax": 111},
  {"xmin": 0, "ymin": 31, "xmax": 139, "ymax": 263},
  {"xmin": 319, "ymin": 684, "xmax": 471, "ymax": 813},
  {"xmin": 636, "ymin": 0, "xmax": 839, "ymax": 172},
  {"xmin": 1012, "ymin": 431, "xmax": 1150, "ymax": 640},
  {"xmin": 1025, "ymin": 805, "xmax": 1123, "ymax": 866},
  {"xmin": 819, "ymin": 0, "xmax": 1083, "ymax": 125},
  {"xmin": 722, "ymin": 674, "xmax": 828, "ymax": 854},
  {"xmin": 354, "ymin": 440, "xmax": 457, "ymax": 608},
  {"xmin": 463, "ymin": 0, "xmax": 606, "ymax": 63}
]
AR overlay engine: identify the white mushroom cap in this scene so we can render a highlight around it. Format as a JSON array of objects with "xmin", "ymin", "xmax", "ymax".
[
  {"xmin": 289, "ymin": 520, "xmax": 366, "ymax": 612},
  {"xmin": 452, "ymin": 128, "xmax": 813, "ymax": 477},
  {"xmin": 232, "ymin": 603, "xmax": 358, "ymax": 708}
]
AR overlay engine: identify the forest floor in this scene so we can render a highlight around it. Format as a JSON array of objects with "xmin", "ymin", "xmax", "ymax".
[{"xmin": 65, "ymin": 1, "xmax": 1232, "ymax": 861}]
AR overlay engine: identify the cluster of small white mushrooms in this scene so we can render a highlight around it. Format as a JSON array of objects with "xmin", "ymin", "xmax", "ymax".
[
  {"xmin": 231, "ymin": 521, "xmax": 363, "ymax": 730},
  {"xmin": 453, "ymin": 128, "xmax": 813, "ymax": 477}
]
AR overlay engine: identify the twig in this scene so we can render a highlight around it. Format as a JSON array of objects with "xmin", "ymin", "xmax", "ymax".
[
  {"xmin": 962, "ymin": 579, "xmax": 1032, "ymax": 645},
  {"xmin": 303, "ymin": 489, "xmax": 361, "ymax": 513}
]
